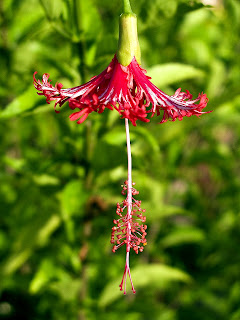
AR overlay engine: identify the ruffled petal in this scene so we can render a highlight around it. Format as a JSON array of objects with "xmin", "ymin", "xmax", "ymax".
[
  {"xmin": 129, "ymin": 57, "xmax": 210, "ymax": 122},
  {"xmin": 33, "ymin": 55, "xmax": 210, "ymax": 125}
]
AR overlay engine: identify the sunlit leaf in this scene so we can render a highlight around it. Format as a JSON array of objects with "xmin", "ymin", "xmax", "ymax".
[
  {"xmin": 206, "ymin": 59, "xmax": 226, "ymax": 98},
  {"xmin": 161, "ymin": 227, "xmax": 205, "ymax": 248},
  {"xmin": 32, "ymin": 174, "xmax": 60, "ymax": 186},
  {"xmin": 0, "ymin": 86, "xmax": 39, "ymax": 119},
  {"xmin": 60, "ymin": 180, "xmax": 88, "ymax": 218},
  {"xmin": 49, "ymin": 277, "xmax": 82, "ymax": 301},
  {"xmin": 29, "ymin": 259, "xmax": 59, "ymax": 294},
  {"xmin": 103, "ymin": 127, "xmax": 136, "ymax": 146},
  {"xmin": 30, "ymin": 258, "xmax": 82, "ymax": 300},
  {"xmin": 2, "ymin": 156, "xmax": 26, "ymax": 172},
  {"xmin": 147, "ymin": 63, "xmax": 205, "ymax": 88}
]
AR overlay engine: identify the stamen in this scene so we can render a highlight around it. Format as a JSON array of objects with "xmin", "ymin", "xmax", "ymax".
[{"xmin": 111, "ymin": 180, "xmax": 147, "ymax": 293}]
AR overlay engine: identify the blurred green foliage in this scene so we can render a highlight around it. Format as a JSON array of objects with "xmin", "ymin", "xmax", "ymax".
[{"xmin": 0, "ymin": 0, "xmax": 240, "ymax": 319}]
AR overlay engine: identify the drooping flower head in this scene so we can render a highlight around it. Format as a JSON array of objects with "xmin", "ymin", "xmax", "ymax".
[
  {"xmin": 33, "ymin": 0, "xmax": 210, "ymax": 295},
  {"xmin": 33, "ymin": 58, "xmax": 208, "ymax": 126},
  {"xmin": 33, "ymin": 13, "xmax": 209, "ymax": 126}
]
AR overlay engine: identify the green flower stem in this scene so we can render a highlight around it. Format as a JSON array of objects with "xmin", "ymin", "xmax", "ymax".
[{"xmin": 123, "ymin": 0, "xmax": 133, "ymax": 14}]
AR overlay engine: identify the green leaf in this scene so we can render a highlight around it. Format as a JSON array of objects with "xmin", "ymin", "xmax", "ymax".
[
  {"xmin": 95, "ymin": 166, "xmax": 126, "ymax": 189},
  {"xmin": 99, "ymin": 263, "xmax": 191, "ymax": 307},
  {"xmin": 1, "ymin": 214, "xmax": 61, "ymax": 275},
  {"xmin": 161, "ymin": 227, "xmax": 205, "ymax": 248},
  {"xmin": 132, "ymin": 173, "xmax": 165, "ymax": 221},
  {"xmin": 30, "ymin": 259, "xmax": 81, "ymax": 298},
  {"xmin": 32, "ymin": 174, "xmax": 60, "ymax": 186},
  {"xmin": 49, "ymin": 277, "xmax": 81, "ymax": 301},
  {"xmin": 132, "ymin": 126, "xmax": 160, "ymax": 156},
  {"xmin": 73, "ymin": 0, "xmax": 102, "ymax": 41},
  {"xmin": 147, "ymin": 63, "xmax": 205, "ymax": 87},
  {"xmin": 29, "ymin": 260, "xmax": 59, "ymax": 294},
  {"xmin": 60, "ymin": 180, "xmax": 88, "ymax": 218},
  {"xmin": 39, "ymin": 0, "xmax": 66, "ymax": 21},
  {"xmin": 23, "ymin": 104, "xmax": 52, "ymax": 116},
  {"xmin": 155, "ymin": 0, "xmax": 178, "ymax": 17},
  {"xmin": 210, "ymin": 95, "xmax": 240, "ymax": 123},
  {"xmin": 149, "ymin": 204, "xmax": 191, "ymax": 219},
  {"xmin": 0, "ymin": 85, "xmax": 39, "ymax": 119},
  {"xmin": 102, "ymin": 127, "xmax": 135, "ymax": 146},
  {"xmin": 2, "ymin": 156, "xmax": 26, "ymax": 172},
  {"xmin": 9, "ymin": 0, "xmax": 44, "ymax": 43},
  {"xmin": 206, "ymin": 59, "xmax": 226, "ymax": 98}
]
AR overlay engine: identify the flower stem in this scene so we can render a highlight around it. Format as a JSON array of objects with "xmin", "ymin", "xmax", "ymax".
[{"xmin": 123, "ymin": 0, "xmax": 133, "ymax": 14}]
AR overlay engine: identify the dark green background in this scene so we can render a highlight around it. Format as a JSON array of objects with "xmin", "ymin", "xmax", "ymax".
[{"xmin": 0, "ymin": 0, "xmax": 240, "ymax": 319}]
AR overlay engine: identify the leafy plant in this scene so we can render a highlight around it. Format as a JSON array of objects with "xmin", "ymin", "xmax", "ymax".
[{"xmin": 0, "ymin": 0, "xmax": 239, "ymax": 319}]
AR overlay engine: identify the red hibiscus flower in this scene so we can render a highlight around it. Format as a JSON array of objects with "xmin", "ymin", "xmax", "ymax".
[
  {"xmin": 33, "ymin": 54, "xmax": 208, "ymax": 126},
  {"xmin": 33, "ymin": 1, "xmax": 210, "ymax": 295}
]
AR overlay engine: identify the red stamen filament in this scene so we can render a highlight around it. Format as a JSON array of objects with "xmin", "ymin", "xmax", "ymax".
[{"xmin": 111, "ymin": 119, "xmax": 147, "ymax": 294}]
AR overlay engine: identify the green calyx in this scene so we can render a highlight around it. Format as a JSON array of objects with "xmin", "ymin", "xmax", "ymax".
[{"xmin": 117, "ymin": 13, "xmax": 141, "ymax": 66}]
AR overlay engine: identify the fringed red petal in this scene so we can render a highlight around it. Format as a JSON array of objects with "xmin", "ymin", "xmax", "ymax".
[{"xmin": 33, "ymin": 55, "xmax": 210, "ymax": 125}]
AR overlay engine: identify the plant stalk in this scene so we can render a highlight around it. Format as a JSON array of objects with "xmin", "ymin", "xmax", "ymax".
[{"xmin": 123, "ymin": 0, "xmax": 133, "ymax": 14}]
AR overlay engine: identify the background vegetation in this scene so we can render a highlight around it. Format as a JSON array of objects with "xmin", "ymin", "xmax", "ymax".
[{"xmin": 0, "ymin": 0, "xmax": 240, "ymax": 319}]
